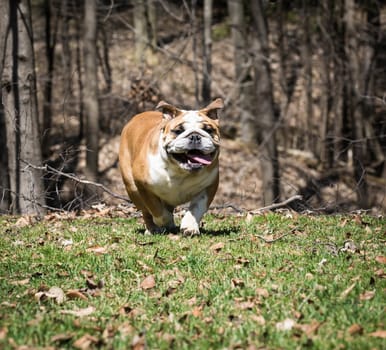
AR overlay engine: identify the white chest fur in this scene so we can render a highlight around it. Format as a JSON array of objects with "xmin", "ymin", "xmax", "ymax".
[{"xmin": 147, "ymin": 151, "xmax": 217, "ymax": 207}]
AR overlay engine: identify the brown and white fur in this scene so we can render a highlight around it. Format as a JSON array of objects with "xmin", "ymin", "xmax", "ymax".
[{"xmin": 119, "ymin": 98, "xmax": 223, "ymax": 235}]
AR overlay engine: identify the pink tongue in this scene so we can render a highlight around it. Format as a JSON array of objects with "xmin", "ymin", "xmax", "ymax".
[{"xmin": 187, "ymin": 153, "xmax": 212, "ymax": 165}]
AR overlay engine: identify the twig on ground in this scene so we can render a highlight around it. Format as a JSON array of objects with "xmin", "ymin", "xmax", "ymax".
[
  {"xmin": 21, "ymin": 160, "xmax": 130, "ymax": 203},
  {"xmin": 249, "ymin": 195, "xmax": 303, "ymax": 214},
  {"xmin": 210, "ymin": 204, "xmax": 244, "ymax": 213},
  {"xmin": 254, "ymin": 231, "xmax": 293, "ymax": 243}
]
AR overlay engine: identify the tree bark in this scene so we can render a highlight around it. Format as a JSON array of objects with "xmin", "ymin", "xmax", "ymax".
[
  {"xmin": 1, "ymin": 0, "xmax": 46, "ymax": 215},
  {"xmin": 147, "ymin": 0, "xmax": 157, "ymax": 49},
  {"xmin": 61, "ymin": 0, "xmax": 73, "ymax": 116},
  {"xmin": 133, "ymin": 0, "xmax": 157, "ymax": 65},
  {"xmin": 227, "ymin": 0, "xmax": 247, "ymax": 79},
  {"xmin": 0, "ymin": 0, "xmax": 10, "ymax": 212},
  {"xmin": 227, "ymin": 0, "xmax": 254, "ymax": 139},
  {"xmin": 75, "ymin": 6, "xmax": 84, "ymax": 140},
  {"xmin": 83, "ymin": 0, "xmax": 99, "ymax": 182},
  {"xmin": 202, "ymin": 0, "xmax": 212, "ymax": 105},
  {"xmin": 301, "ymin": 0, "xmax": 313, "ymax": 152},
  {"xmin": 0, "ymin": 107, "xmax": 9, "ymax": 213},
  {"xmin": 42, "ymin": 0, "xmax": 59, "ymax": 157},
  {"xmin": 250, "ymin": 0, "xmax": 280, "ymax": 205},
  {"xmin": 344, "ymin": 0, "xmax": 369, "ymax": 208}
]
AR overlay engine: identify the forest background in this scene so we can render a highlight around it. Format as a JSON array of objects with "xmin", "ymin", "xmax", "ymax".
[{"xmin": 1, "ymin": 0, "xmax": 385, "ymax": 216}]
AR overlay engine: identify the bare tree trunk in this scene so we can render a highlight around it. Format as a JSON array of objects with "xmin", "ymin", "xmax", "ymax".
[
  {"xmin": 251, "ymin": 0, "xmax": 280, "ymax": 205},
  {"xmin": 83, "ymin": 0, "xmax": 99, "ymax": 182},
  {"xmin": 75, "ymin": 7, "xmax": 84, "ymax": 140},
  {"xmin": 1, "ymin": 0, "xmax": 46, "ymax": 215},
  {"xmin": 202, "ymin": 0, "xmax": 212, "ymax": 105},
  {"xmin": 227, "ymin": 0, "xmax": 254, "ymax": 139},
  {"xmin": 190, "ymin": 0, "xmax": 200, "ymax": 107},
  {"xmin": 61, "ymin": 0, "xmax": 73, "ymax": 114},
  {"xmin": 0, "ymin": 0, "xmax": 10, "ymax": 212},
  {"xmin": 227, "ymin": 0, "xmax": 246, "ymax": 78},
  {"xmin": 333, "ymin": 1, "xmax": 347, "ymax": 167},
  {"xmin": 301, "ymin": 0, "xmax": 313, "ymax": 152},
  {"xmin": 344, "ymin": 0, "xmax": 368, "ymax": 208},
  {"xmin": 147, "ymin": 0, "xmax": 157, "ymax": 49},
  {"xmin": 362, "ymin": 1, "xmax": 383, "ymax": 167},
  {"xmin": 318, "ymin": 3, "xmax": 332, "ymax": 167},
  {"xmin": 99, "ymin": 28, "xmax": 112, "ymax": 93},
  {"xmin": 42, "ymin": 0, "xmax": 59, "ymax": 157},
  {"xmin": 134, "ymin": 0, "xmax": 148, "ymax": 63},
  {"xmin": 133, "ymin": 0, "xmax": 157, "ymax": 65},
  {"xmin": 319, "ymin": 0, "xmax": 345, "ymax": 169}
]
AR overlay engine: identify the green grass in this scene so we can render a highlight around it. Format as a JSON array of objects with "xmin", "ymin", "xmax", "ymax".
[{"xmin": 0, "ymin": 212, "xmax": 385, "ymax": 349}]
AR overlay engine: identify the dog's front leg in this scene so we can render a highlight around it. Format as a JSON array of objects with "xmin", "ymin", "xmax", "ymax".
[{"xmin": 180, "ymin": 191, "xmax": 208, "ymax": 236}]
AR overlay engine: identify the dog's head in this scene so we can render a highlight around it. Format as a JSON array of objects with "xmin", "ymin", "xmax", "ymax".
[{"xmin": 156, "ymin": 99, "xmax": 223, "ymax": 171}]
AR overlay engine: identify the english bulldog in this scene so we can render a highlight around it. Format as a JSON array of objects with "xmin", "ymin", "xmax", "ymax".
[{"xmin": 119, "ymin": 98, "xmax": 223, "ymax": 235}]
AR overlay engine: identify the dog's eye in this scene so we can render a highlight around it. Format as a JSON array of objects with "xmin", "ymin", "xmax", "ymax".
[
  {"xmin": 173, "ymin": 126, "xmax": 184, "ymax": 135},
  {"xmin": 204, "ymin": 126, "xmax": 214, "ymax": 135}
]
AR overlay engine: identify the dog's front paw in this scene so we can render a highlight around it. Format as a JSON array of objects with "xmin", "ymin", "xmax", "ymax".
[
  {"xmin": 180, "ymin": 213, "xmax": 200, "ymax": 236},
  {"xmin": 181, "ymin": 226, "xmax": 201, "ymax": 236}
]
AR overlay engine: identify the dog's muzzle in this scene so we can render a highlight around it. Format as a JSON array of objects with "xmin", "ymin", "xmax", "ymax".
[{"xmin": 166, "ymin": 131, "xmax": 218, "ymax": 171}]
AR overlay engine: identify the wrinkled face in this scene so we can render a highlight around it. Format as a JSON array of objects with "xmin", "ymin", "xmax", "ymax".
[{"xmin": 162, "ymin": 110, "xmax": 220, "ymax": 171}]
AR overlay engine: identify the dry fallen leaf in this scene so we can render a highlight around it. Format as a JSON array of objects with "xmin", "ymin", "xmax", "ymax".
[
  {"xmin": 140, "ymin": 275, "xmax": 156, "ymax": 290},
  {"xmin": 375, "ymin": 256, "xmax": 386, "ymax": 264},
  {"xmin": 295, "ymin": 320, "xmax": 322, "ymax": 337},
  {"xmin": 34, "ymin": 286, "xmax": 65, "ymax": 304},
  {"xmin": 131, "ymin": 333, "xmax": 146, "ymax": 350},
  {"xmin": 66, "ymin": 290, "xmax": 88, "ymax": 301},
  {"xmin": 245, "ymin": 212, "xmax": 254, "ymax": 224},
  {"xmin": 374, "ymin": 269, "xmax": 385, "ymax": 278},
  {"xmin": 14, "ymin": 216, "xmax": 35, "ymax": 228},
  {"xmin": 11, "ymin": 278, "xmax": 30, "ymax": 286},
  {"xmin": 359, "ymin": 290, "xmax": 375, "ymax": 301},
  {"xmin": 168, "ymin": 234, "xmax": 181, "ymax": 241},
  {"xmin": 59, "ymin": 238, "xmax": 73, "ymax": 248},
  {"xmin": 236, "ymin": 301, "xmax": 255, "ymax": 310},
  {"xmin": 251, "ymin": 314, "xmax": 266, "ymax": 325},
  {"xmin": 191, "ymin": 306, "xmax": 203, "ymax": 318},
  {"xmin": 51, "ymin": 333, "xmax": 74, "ymax": 343},
  {"xmin": 368, "ymin": 330, "xmax": 386, "ymax": 338},
  {"xmin": 231, "ymin": 278, "xmax": 245, "ymax": 288},
  {"xmin": 61, "ymin": 306, "xmax": 96, "ymax": 317},
  {"xmin": 0, "ymin": 302, "xmax": 16, "ymax": 308},
  {"xmin": 48, "ymin": 286, "xmax": 65, "ymax": 304},
  {"xmin": 102, "ymin": 325, "xmax": 116, "ymax": 341},
  {"xmin": 73, "ymin": 333, "xmax": 99, "ymax": 349},
  {"xmin": 137, "ymin": 260, "xmax": 153, "ymax": 272},
  {"xmin": 348, "ymin": 323, "xmax": 363, "ymax": 335},
  {"xmin": 0, "ymin": 327, "xmax": 8, "ymax": 340},
  {"xmin": 86, "ymin": 246, "xmax": 108, "ymax": 255},
  {"xmin": 340, "ymin": 282, "xmax": 356, "ymax": 299},
  {"xmin": 276, "ymin": 318, "xmax": 296, "ymax": 331},
  {"xmin": 86, "ymin": 277, "xmax": 102, "ymax": 290},
  {"xmin": 255, "ymin": 288, "xmax": 269, "ymax": 298},
  {"xmin": 118, "ymin": 322, "xmax": 134, "ymax": 337},
  {"xmin": 236, "ymin": 257, "xmax": 250, "ymax": 266},
  {"xmin": 209, "ymin": 242, "xmax": 225, "ymax": 252}
]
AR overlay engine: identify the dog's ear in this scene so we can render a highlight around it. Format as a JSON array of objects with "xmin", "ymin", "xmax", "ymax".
[
  {"xmin": 156, "ymin": 101, "xmax": 181, "ymax": 120},
  {"xmin": 201, "ymin": 98, "xmax": 224, "ymax": 120}
]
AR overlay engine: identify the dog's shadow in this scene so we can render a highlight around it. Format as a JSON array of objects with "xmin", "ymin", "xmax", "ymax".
[
  {"xmin": 200, "ymin": 226, "xmax": 239, "ymax": 236},
  {"xmin": 135, "ymin": 225, "xmax": 239, "ymax": 237}
]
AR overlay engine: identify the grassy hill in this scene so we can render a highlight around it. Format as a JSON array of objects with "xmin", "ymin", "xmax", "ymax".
[{"xmin": 0, "ymin": 210, "xmax": 385, "ymax": 349}]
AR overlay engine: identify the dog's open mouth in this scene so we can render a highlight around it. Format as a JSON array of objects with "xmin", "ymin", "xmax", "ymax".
[{"xmin": 171, "ymin": 150, "xmax": 215, "ymax": 169}]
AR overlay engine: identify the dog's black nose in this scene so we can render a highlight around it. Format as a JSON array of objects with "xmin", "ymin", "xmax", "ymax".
[{"xmin": 189, "ymin": 133, "xmax": 201, "ymax": 143}]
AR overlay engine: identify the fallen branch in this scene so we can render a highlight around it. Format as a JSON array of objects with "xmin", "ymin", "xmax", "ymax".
[
  {"xmin": 209, "ymin": 204, "xmax": 244, "ymax": 213},
  {"xmin": 249, "ymin": 195, "xmax": 303, "ymax": 214},
  {"xmin": 21, "ymin": 160, "xmax": 130, "ymax": 203},
  {"xmin": 254, "ymin": 230, "xmax": 293, "ymax": 243}
]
